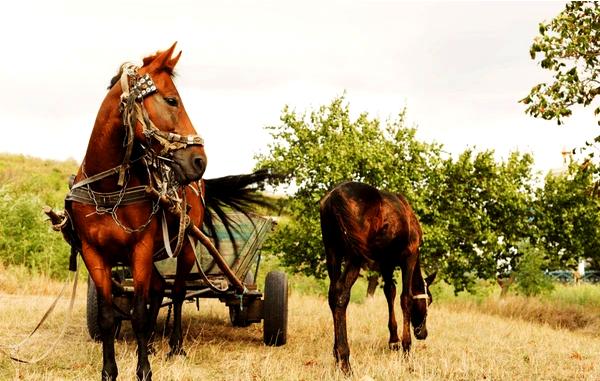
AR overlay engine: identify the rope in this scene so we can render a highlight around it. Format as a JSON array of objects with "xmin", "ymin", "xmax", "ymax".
[{"xmin": 0, "ymin": 260, "xmax": 79, "ymax": 364}]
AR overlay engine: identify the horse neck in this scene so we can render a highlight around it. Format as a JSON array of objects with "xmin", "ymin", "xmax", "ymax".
[{"xmin": 81, "ymin": 89, "xmax": 144, "ymax": 192}]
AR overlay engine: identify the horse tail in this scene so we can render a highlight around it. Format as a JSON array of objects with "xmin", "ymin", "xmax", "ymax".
[
  {"xmin": 202, "ymin": 169, "xmax": 277, "ymax": 253},
  {"xmin": 320, "ymin": 188, "xmax": 371, "ymax": 264}
]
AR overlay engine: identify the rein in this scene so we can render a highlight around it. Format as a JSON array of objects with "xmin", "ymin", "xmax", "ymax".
[{"xmin": 1, "ymin": 261, "xmax": 80, "ymax": 364}]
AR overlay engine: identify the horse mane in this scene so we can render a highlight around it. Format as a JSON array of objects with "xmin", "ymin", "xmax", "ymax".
[
  {"xmin": 321, "ymin": 187, "xmax": 373, "ymax": 264},
  {"xmin": 107, "ymin": 64, "xmax": 126, "ymax": 89}
]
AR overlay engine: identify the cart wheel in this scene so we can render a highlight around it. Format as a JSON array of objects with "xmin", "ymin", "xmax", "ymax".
[
  {"xmin": 87, "ymin": 275, "xmax": 122, "ymax": 341},
  {"xmin": 86, "ymin": 275, "xmax": 102, "ymax": 341},
  {"xmin": 263, "ymin": 271, "xmax": 288, "ymax": 346}
]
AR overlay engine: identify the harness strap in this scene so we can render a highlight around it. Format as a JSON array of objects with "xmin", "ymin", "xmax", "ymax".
[
  {"xmin": 139, "ymin": 105, "xmax": 204, "ymax": 154},
  {"xmin": 119, "ymin": 64, "xmax": 137, "ymax": 186},
  {"xmin": 160, "ymin": 191, "xmax": 188, "ymax": 258},
  {"xmin": 70, "ymin": 165, "xmax": 126, "ymax": 191},
  {"xmin": 66, "ymin": 185, "xmax": 150, "ymax": 207},
  {"xmin": 161, "ymin": 211, "xmax": 176, "ymax": 258}
]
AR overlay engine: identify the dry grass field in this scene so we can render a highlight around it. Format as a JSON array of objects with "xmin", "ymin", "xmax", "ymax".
[{"xmin": 0, "ymin": 276, "xmax": 599, "ymax": 381}]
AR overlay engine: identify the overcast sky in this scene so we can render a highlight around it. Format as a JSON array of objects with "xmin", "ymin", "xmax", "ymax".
[{"xmin": 0, "ymin": 0, "xmax": 596, "ymax": 178}]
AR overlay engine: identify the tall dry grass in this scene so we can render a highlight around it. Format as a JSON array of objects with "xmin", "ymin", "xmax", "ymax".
[{"xmin": 0, "ymin": 278, "xmax": 599, "ymax": 381}]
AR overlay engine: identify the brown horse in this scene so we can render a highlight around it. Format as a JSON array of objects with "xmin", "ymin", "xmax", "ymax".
[
  {"xmin": 66, "ymin": 44, "xmax": 270, "ymax": 380},
  {"xmin": 319, "ymin": 181, "xmax": 436, "ymax": 374}
]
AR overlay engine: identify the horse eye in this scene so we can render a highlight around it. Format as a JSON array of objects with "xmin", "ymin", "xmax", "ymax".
[{"xmin": 164, "ymin": 97, "xmax": 178, "ymax": 107}]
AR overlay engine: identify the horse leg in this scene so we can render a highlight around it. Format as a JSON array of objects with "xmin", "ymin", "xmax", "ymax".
[
  {"xmin": 168, "ymin": 244, "xmax": 195, "ymax": 357},
  {"xmin": 83, "ymin": 246, "xmax": 118, "ymax": 380},
  {"xmin": 382, "ymin": 269, "xmax": 400, "ymax": 350},
  {"xmin": 146, "ymin": 266, "xmax": 165, "ymax": 355},
  {"xmin": 130, "ymin": 249, "xmax": 155, "ymax": 381},
  {"xmin": 400, "ymin": 254, "xmax": 417, "ymax": 353},
  {"xmin": 329, "ymin": 259, "xmax": 361, "ymax": 375},
  {"xmin": 326, "ymin": 249, "xmax": 341, "ymax": 364}
]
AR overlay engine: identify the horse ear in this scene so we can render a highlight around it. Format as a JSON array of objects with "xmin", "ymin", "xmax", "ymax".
[
  {"xmin": 166, "ymin": 50, "xmax": 182, "ymax": 70},
  {"xmin": 425, "ymin": 272, "xmax": 437, "ymax": 285},
  {"xmin": 142, "ymin": 42, "xmax": 180, "ymax": 72}
]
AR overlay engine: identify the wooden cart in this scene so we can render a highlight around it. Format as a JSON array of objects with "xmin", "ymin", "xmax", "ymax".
[{"xmin": 86, "ymin": 213, "xmax": 288, "ymax": 346}]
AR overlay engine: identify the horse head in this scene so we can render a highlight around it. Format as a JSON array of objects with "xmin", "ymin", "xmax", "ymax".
[
  {"xmin": 411, "ymin": 272, "xmax": 436, "ymax": 340},
  {"xmin": 118, "ymin": 42, "xmax": 206, "ymax": 185}
]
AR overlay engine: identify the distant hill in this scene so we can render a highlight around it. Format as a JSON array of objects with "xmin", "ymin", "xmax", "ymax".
[{"xmin": 0, "ymin": 153, "xmax": 78, "ymax": 207}]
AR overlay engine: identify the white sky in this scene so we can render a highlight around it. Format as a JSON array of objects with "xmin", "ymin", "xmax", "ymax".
[{"xmin": 0, "ymin": 0, "xmax": 597, "ymax": 178}]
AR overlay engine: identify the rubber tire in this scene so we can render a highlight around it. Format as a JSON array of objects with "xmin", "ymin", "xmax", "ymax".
[
  {"xmin": 263, "ymin": 271, "xmax": 288, "ymax": 346},
  {"xmin": 86, "ymin": 275, "xmax": 102, "ymax": 341}
]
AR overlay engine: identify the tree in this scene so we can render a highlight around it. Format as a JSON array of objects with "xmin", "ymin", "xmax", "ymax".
[
  {"xmin": 521, "ymin": 2, "xmax": 600, "ymax": 127},
  {"xmin": 255, "ymin": 96, "xmax": 442, "ymax": 278},
  {"xmin": 256, "ymin": 96, "xmax": 539, "ymax": 293},
  {"xmin": 513, "ymin": 240, "xmax": 554, "ymax": 297},
  {"xmin": 535, "ymin": 162, "xmax": 600, "ymax": 269},
  {"xmin": 425, "ymin": 150, "xmax": 537, "ymax": 292}
]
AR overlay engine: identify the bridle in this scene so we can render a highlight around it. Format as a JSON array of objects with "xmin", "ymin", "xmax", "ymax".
[
  {"xmin": 412, "ymin": 277, "xmax": 430, "ymax": 334},
  {"xmin": 412, "ymin": 277, "xmax": 430, "ymax": 302},
  {"xmin": 66, "ymin": 63, "xmax": 205, "ymax": 255},
  {"xmin": 117, "ymin": 63, "xmax": 204, "ymax": 186}
]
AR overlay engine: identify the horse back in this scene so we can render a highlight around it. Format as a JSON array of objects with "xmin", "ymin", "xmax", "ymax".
[{"xmin": 320, "ymin": 181, "xmax": 421, "ymax": 265}]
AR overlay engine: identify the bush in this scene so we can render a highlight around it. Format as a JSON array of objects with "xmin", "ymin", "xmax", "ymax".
[
  {"xmin": 0, "ymin": 187, "xmax": 70, "ymax": 278},
  {"xmin": 514, "ymin": 241, "xmax": 554, "ymax": 296}
]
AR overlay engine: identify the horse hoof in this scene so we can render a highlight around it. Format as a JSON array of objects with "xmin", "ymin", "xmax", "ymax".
[
  {"xmin": 389, "ymin": 342, "xmax": 401, "ymax": 351},
  {"xmin": 340, "ymin": 362, "xmax": 353, "ymax": 377},
  {"xmin": 167, "ymin": 348, "xmax": 187, "ymax": 358}
]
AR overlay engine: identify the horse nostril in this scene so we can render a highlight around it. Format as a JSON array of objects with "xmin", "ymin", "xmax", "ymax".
[{"xmin": 192, "ymin": 155, "xmax": 205, "ymax": 175}]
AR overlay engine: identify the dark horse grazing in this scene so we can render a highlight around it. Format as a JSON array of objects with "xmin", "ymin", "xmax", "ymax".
[
  {"xmin": 320, "ymin": 181, "xmax": 436, "ymax": 374},
  {"xmin": 65, "ymin": 44, "xmax": 271, "ymax": 380}
]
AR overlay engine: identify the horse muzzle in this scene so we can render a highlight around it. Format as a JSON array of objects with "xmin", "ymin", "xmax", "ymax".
[
  {"xmin": 414, "ymin": 325, "xmax": 428, "ymax": 340},
  {"xmin": 171, "ymin": 148, "xmax": 206, "ymax": 184}
]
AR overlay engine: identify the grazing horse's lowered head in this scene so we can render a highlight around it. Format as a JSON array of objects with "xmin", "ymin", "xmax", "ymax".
[{"xmin": 411, "ymin": 272, "xmax": 436, "ymax": 340}]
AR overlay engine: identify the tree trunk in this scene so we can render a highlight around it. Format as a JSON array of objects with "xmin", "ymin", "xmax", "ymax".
[{"xmin": 496, "ymin": 274, "xmax": 515, "ymax": 298}]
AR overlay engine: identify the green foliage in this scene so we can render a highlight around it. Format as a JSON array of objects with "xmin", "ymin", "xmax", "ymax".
[
  {"xmin": 514, "ymin": 240, "xmax": 554, "ymax": 297},
  {"xmin": 521, "ymin": 2, "xmax": 600, "ymax": 125},
  {"xmin": 534, "ymin": 162, "xmax": 600, "ymax": 268},
  {"xmin": 256, "ymin": 96, "xmax": 539, "ymax": 292},
  {"xmin": 0, "ymin": 154, "xmax": 76, "ymax": 278},
  {"xmin": 256, "ymin": 96, "xmax": 443, "ymax": 278},
  {"xmin": 428, "ymin": 150, "xmax": 536, "ymax": 291}
]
